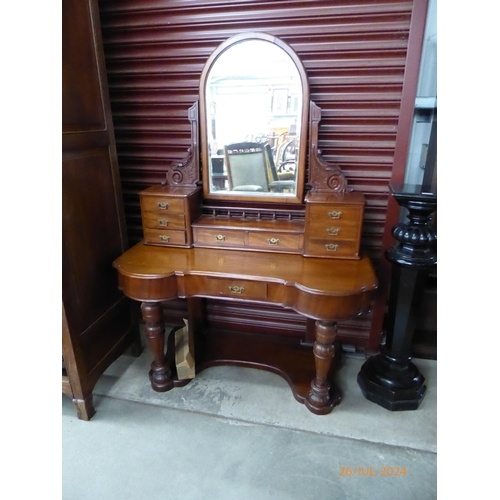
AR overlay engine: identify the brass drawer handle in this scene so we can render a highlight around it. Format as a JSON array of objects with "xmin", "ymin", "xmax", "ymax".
[
  {"xmin": 267, "ymin": 238, "xmax": 280, "ymax": 245},
  {"xmin": 228, "ymin": 285, "xmax": 244, "ymax": 294},
  {"xmin": 327, "ymin": 210, "xmax": 342, "ymax": 219},
  {"xmin": 157, "ymin": 201, "xmax": 169, "ymax": 210},
  {"xmin": 215, "ymin": 234, "xmax": 226, "ymax": 241},
  {"xmin": 158, "ymin": 219, "xmax": 169, "ymax": 226},
  {"xmin": 159, "ymin": 235, "xmax": 170, "ymax": 242},
  {"xmin": 325, "ymin": 243, "xmax": 339, "ymax": 251},
  {"xmin": 326, "ymin": 227, "xmax": 340, "ymax": 236}
]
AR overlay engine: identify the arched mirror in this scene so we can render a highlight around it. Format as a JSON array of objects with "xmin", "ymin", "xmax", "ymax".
[{"xmin": 200, "ymin": 33, "xmax": 309, "ymax": 204}]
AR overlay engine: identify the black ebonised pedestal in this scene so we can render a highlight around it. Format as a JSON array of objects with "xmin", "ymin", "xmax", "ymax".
[{"xmin": 358, "ymin": 183, "xmax": 437, "ymax": 411}]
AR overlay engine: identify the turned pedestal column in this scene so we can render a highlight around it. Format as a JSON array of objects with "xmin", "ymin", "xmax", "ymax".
[
  {"xmin": 358, "ymin": 183, "xmax": 436, "ymax": 411},
  {"xmin": 141, "ymin": 302, "xmax": 174, "ymax": 392}
]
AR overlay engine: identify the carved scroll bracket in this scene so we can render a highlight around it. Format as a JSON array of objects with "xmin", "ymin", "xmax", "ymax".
[
  {"xmin": 163, "ymin": 102, "xmax": 201, "ymax": 188},
  {"xmin": 308, "ymin": 101, "xmax": 350, "ymax": 196}
]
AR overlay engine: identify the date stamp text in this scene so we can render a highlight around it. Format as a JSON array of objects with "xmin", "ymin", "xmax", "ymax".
[{"xmin": 340, "ymin": 466, "xmax": 407, "ymax": 477}]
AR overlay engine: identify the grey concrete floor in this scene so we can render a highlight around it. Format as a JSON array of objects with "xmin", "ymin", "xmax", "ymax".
[{"xmin": 63, "ymin": 336, "xmax": 437, "ymax": 500}]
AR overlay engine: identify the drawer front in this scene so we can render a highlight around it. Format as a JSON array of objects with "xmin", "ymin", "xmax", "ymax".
[
  {"xmin": 305, "ymin": 238, "xmax": 360, "ymax": 258},
  {"xmin": 307, "ymin": 205, "xmax": 362, "ymax": 227},
  {"xmin": 308, "ymin": 223, "xmax": 360, "ymax": 241},
  {"xmin": 205, "ymin": 277, "xmax": 268, "ymax": 301},
  {"xmin": 143, "ymin": 228, "xmax": 187, "ymax": 246},
  {"xmin": 142, "ymin": 213, "xmax": 186, "ymax": 230},
  {"xmin": 247, "ymin": 231, "xmax": 302, "ymax": 251},
  {"xmin": 140, "ymin": 196, "xmax": 186, "ymax": 214},
  {"xmin": 193, "ymin": 228, "xmax": 246, "ymax": 247}
]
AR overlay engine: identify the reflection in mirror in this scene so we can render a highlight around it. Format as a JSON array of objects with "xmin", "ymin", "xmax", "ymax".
[{"xmin": 202, "ymin": 36, "xmax": 306, "ymax": 201}]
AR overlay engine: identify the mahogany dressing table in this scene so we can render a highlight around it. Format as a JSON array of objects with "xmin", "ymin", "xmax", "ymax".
[{"xmin": 113, "ymin": 33, "xmax": 378, "ymax": 415}]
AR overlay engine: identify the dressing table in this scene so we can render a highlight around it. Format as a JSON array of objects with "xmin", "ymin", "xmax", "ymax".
[{"xmin": 113, "ymin": 33, "xmax": 378, "ymax": 415}]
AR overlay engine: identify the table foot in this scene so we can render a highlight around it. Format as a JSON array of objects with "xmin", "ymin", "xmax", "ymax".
[
  {"xmin": 305, "ymin": 321, "xmax": 341, "ymax": 415},
  {"xmin": 357, "ymin": 350, "xmax": 426, "ymax": 411},
  {"xmin": 72, "ymin": 395, "xmax": 96, "ymax": 421},
  {"xmin": 304, "ymin": 382, "xmax": 341, "ymax": 415}
]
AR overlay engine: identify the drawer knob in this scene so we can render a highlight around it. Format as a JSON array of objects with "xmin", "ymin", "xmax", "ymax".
[
  {"xmin": 215, "ymin": 234, "xmax": 226, "ymax": 241},
  {"xmin": 157, "ymin": 201, "xmax": 169, "ymax": 210},
  {"xmin": 328, "ymin": 210, "xmax": 342, "ymax": 219},
  {"xmin": 158, "ymin": 219, "xmax": 169, "ymax": 226},
  {"xmin": 326, "ymin": 227, "xmax": 340, "ymax": 236},
  {"xmin": 159, "ymin": 235, "xmax": 170, "ymax": 242},
  {"xmin": 325, "ymin": 243, "xmax": 339, "ymax": 251},
  {"xmin": 267, "ymin": 238, "xmax": 280, "ymax": 245},
  {"xmin": 228, "ymin": 285, "xmax": 244, "ymax": 294}
]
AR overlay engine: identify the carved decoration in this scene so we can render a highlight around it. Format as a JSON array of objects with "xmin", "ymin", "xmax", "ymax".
[
  {"xmin": 163, "ymin": 102, "xmax": 200, "ymax": 187},
  {"xmin": 307, "ymin": 101, "xmax": 349, "ymax": 195}
]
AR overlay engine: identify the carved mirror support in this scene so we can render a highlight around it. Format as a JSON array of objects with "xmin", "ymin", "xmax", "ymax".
[
  {"xmin": 162, "ymin": 102, "xmax": 200, "ymax": 188},
  {"xmin": 307, "ymin": 101, "xmax": 348, "ymax": 196}
]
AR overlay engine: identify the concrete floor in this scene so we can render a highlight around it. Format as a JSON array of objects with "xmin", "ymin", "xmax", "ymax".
[{"xmin": 62, "ymin": 335, "xmax": 437, "ymax": 500}]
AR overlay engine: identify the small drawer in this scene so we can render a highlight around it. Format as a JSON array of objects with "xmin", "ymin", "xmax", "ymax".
[
  {"xmin": 140, "ymin": 196, "xmax": 186, "ymax": 214},
  {"xmin": 247, "ymin": 232, "xmax": 302, "ymax": 251},
  {"xmin": 308, "ymin": 223, "xmax": 360, "ymax": 241},
  {"xmin": 143, "ymin": 228, "xmax": 187, "ymax": 246},
  {"xmin": 307, "ymin": 205, "xmax": 362, "ymax": 225},
  {"xmin": 193, "ymin": 228, "xmax": 245, "ymax": 247},
  {"xmin": 305, "ymin": 238, "xmax": 360, "ymax": 259},
  {"xmin": 142, "ymin": 214, "xmax": 186, "ymax": 230},
  {"xmin": 205, "ymin": 277, "xmax": 268, "ymax": 300}
]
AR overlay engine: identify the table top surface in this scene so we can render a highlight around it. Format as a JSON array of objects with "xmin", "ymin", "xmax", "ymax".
[
  {"xmin": 389, "ymin": 182, "xmax": 437, "ymax": 198},
  {"xmin": 114, "ymin": 242, "xmax": 378, "ymax": 297}
]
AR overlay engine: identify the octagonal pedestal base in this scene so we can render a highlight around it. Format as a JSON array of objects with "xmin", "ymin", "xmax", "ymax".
[{"xmin": 357, "ymin": 352, "xmax": 426, "ymax": 411}]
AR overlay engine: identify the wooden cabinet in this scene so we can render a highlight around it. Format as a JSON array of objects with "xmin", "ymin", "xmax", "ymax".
[
  {"xmin": 139, "ymin": 186, "xmax": 202, "ymax": 247},
  {"xmin": 62, "ymin": 0, "xmax": 141, "ymax": 420},
  {"xmin": 304, "ymin": 192, "xmax": 365, "ymax": 259}
]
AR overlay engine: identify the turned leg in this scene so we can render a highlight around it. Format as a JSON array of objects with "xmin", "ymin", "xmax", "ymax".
[
  {"xmin": 305, "ymin": 320, "xmax": 341, "ymax": 415},
  {"xmin": 141, "ymin": 302, "xmax": 174, "ymax": 392}
]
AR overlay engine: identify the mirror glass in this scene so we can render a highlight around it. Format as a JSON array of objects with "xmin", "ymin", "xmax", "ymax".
[{"xmin": 201, "ymin": 35, "xmax": 308, "ymax": 203}]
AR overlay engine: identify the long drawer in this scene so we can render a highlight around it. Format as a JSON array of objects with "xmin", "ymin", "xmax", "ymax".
[{"xmin": 203, "ymin": 276, "xmax": 268, "ymax": 300}]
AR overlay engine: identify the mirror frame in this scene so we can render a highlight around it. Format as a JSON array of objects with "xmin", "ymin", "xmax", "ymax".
[{"xmin": 199, "ymin": 32, "xmax": 310, "ymax": 205}]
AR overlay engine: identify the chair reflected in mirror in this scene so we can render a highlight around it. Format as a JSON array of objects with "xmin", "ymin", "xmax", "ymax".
[
  {"xmin": 224, "ymin": 141, "xmax": 296, "ymax": 194},
  {"xmin": 224, "ymin": 142, "xmax": 269, "ymax": 192}
]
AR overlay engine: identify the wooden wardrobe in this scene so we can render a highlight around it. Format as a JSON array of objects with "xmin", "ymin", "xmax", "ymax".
[{"xmin": 62, "ymin": 0, "xmax": 142, "ymax": 420}]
